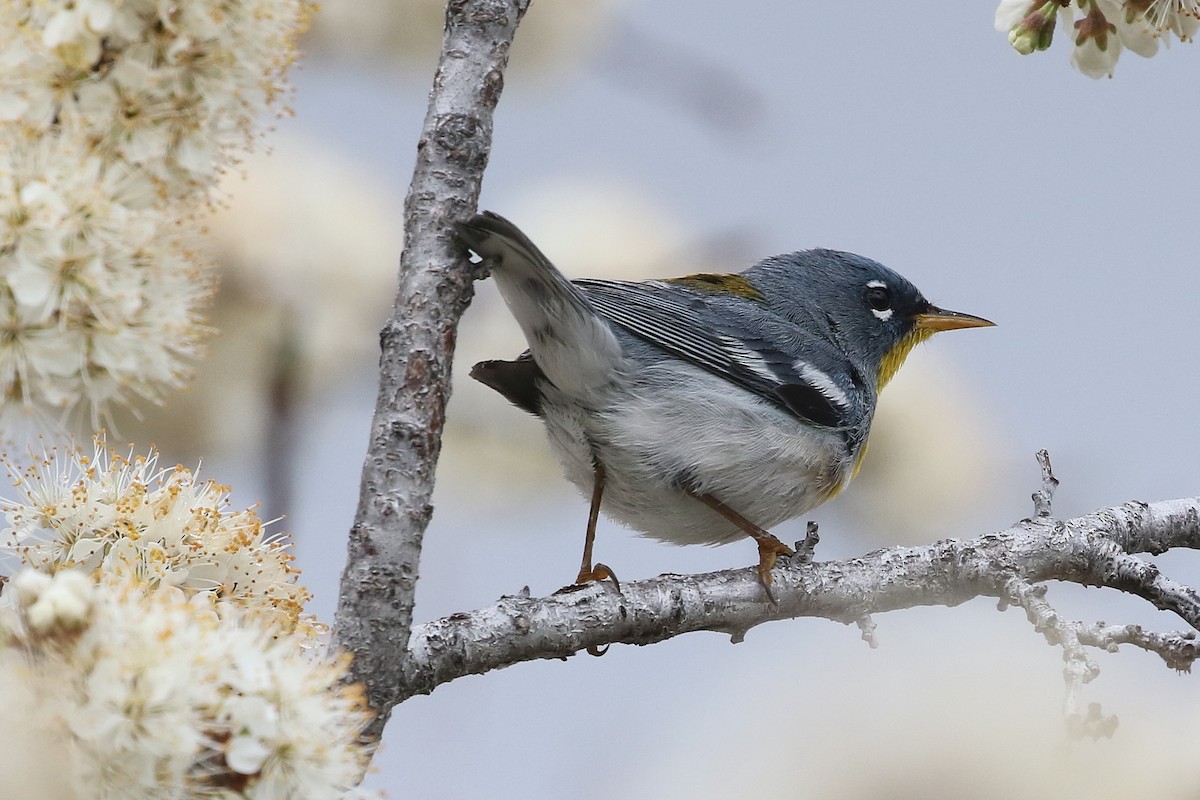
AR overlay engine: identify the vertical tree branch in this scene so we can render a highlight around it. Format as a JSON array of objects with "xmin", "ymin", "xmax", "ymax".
[{"xmin": 333, "ymin": 0, "xmax": 529, "ymax": 741}]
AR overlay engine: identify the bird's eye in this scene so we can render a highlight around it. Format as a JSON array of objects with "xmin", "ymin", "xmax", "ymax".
[{"xmin": 865, "ymin": 285, "xmax": 892, "ymax": 312}]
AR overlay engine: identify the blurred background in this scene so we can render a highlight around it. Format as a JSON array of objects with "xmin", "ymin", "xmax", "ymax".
[{"xmin": 117, "ymin": 2, "xmax": 1200, "ymax": 797}]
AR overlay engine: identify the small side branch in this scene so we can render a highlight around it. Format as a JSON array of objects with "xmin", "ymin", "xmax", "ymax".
[
  {"xmin": 1032, "ymin": 449, "xmax": 1059, "ymax": 517},
  {"xmin": 1075, "ymin": 625, "xmax": 1199, "ymax": 671},
  {"xmin": 1002, "ymin": 576, "xmax": 1115, "ymax": 738}
]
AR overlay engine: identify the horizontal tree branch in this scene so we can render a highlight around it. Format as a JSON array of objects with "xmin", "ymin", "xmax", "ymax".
[{"xmin": 396, "ymin": 497, "xmax": 1200, "ymax": 703}]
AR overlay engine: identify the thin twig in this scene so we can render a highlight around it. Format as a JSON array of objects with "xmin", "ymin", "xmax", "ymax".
[
  {"xmin": 1002, "ymin": 575, "xmax": 1116, "ymax": 737},
  {"xmin": 791, "ymin": 520, "xmax": 821, "ymax": 564},
  {"xmin": 1032, "ymin": 448, "xmax": 1059, "ymax": 518},
  {"xmin": 1074, "ymin": 624, "xmax": 1199, "ymax": 671}
]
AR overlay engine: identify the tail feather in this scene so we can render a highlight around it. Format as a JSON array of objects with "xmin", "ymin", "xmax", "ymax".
[
  {"xmin": 453, "ymin": 211, "xmax": 554, "ymax": 275},
  {"xmin": 454, "ymin": 211, "xmax": 626, "ymax": 397},
  {"xmin": 470, "ymin": 355, "xmax": 544, "ymax": 416}
]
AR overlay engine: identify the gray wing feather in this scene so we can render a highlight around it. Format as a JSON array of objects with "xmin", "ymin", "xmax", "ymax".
[{"xmin": 576, "ymin": 279, "xmax": 863, "ymax": 432}]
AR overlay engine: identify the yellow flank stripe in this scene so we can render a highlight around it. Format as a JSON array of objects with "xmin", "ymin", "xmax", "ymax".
[
  {"xmin": 664, "ymin": 273, "xmax": 764, "ymax": 301},
  {"xmin": 851, "ymin": 440, "xmax": 869, "ymax": 479}
]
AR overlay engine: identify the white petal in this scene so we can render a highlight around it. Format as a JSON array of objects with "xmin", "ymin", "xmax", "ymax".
[
  {"xmin": 225, "ymin": 734, "xmax": 272, "ymax": 775},
  {"xmin": 995, "ymin": 0, "xmax": 1034, "ymax": 32},
  {"xmin": 91, "ymin": 331, "xmax": 141, "ymax": 373},
  {"xmin": 1098, "ymin": 0, "xmax": 1160, "ymax": 57},
  {"xmin": 67, "ymin": 537, "xmax": 108, "ymax": 569},
  {"xmin": 8, "ymin": 259, "xmax": 55, "ymax": 308},
  {"xmin": 1071, "ymin": 35, "xmax": 1122, "ymax": 78},
  {"xmin": 42, "ymin": 10, "xmax": 83, "ymax": 48},
  {"xmin": 1171, "ymin": 13, "xmax": 1200, "ymax": 40},
  {"xmin": 24, "ymin": 330, "xmax": 85, "ymax": 377},
  {"xmin": 0, "ymin": 93, "xmax": 30, "ymax": 121},
  {"xmin": 82, "ymin": 0, "xmax": 116, "ymax": 33},
  {"xmin": 18, "ymin": 181, "xmax": 67, "ymax": 219}
]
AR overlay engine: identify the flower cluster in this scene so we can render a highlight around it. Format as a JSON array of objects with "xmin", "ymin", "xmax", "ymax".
[
  {"xmin": 0, "ymin": 0, "xmax": 314, "ymax": 422},
  {"xmin": 996, "ymin": 0, "xmax": 1197, "ymax": 77},
  {"xmin": 0, "ymin": 131, "xmax": 212, "ymax": 421},
  {"xmin": 0, "ymin": 442, "xmax": 376, "ymax": 797},
  {"xmin": 4, "ymin": 0, "xmax": 316, "ymax": 199},
  {"xmin": 0, "ymin": 439, "xmax": 312, "ymax": 633},
  {"xmin": 1, "ymin": 569, "xmax": 374, "ymax": 799}
]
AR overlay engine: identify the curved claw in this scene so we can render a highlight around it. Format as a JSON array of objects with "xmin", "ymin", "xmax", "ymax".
[{"xmin": 576, "ymin": 562, "xmax": 621, "ymax": 593}]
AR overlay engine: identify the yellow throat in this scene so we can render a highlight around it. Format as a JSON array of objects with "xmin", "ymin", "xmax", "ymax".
[{"xmin": 877, "ymin": 327, "xmax": 935, "ymax": 391}]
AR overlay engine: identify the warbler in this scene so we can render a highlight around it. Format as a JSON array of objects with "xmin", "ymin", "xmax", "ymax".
[{"xmin": 455, "ymin": 211, "xmax": 992, "ymax": 600}]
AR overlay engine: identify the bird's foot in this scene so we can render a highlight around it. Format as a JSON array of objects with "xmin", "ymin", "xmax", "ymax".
[
  {"xmin": 756, "ymin": 536, "xmax": 795, "ymax": 605},
  {"xmin": 573, "ymin": 563, "xmax": 620, "ymax": 657}
]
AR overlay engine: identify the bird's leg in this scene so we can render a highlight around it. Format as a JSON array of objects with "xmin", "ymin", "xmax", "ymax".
[
  {"xmin": 575, "ymin": 461, "xmax": 620, "ymax": 591},
  {"xmin": 688, "ymin": 490, "xmax": 794, "ymax": 604}
]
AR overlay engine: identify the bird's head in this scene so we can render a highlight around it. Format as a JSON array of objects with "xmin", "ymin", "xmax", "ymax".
[{"xmin": 749, "ymin": 249, "xmax": 993, "ymax": 391}]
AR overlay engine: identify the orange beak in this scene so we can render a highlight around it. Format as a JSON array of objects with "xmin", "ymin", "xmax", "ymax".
[{"xmin": 914, "ymin": 306, "xmax": 995, "ymax": 332}]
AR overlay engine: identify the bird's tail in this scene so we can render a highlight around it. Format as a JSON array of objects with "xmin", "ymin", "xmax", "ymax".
[{"xmin": 454, "ymin": 211, "xmax": 625, "ymax": 396}]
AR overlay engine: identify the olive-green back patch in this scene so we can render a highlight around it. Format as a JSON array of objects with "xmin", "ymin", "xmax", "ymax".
[{"xmin": 663, "ymin": 273, "xmax": 764, "ymax": 301}]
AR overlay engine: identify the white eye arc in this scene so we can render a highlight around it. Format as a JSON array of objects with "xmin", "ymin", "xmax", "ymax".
[{"xmin": 864, "ymin": 281, "xmax": 893, "ymax": 320}]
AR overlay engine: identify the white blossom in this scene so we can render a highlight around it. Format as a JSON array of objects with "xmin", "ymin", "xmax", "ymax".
[
  {"xmin": 6, "ymin": 0, "xmax": 316, "ymax": 198},
  {"xmin": 0, "ymin": 0, "xmax": 315, "ymax": 422},
  {"xmin": 1146, "ymin": 0, "xmax": 1200, "ymax": 38},
  {"xmin": 0, "ymin": 439, "xmax": 313, "ymax": 633},
  {"xmin": 0, "ymin": 569, "xmax": 373, "ymax": 799},
  {"xmin": 1068, "ymin": 1, "xmax": 1125, "ymax": 77},
  {"xmin": 0, "ymin": 129, "xmax": 211, "ymax": 419},
  {"xmin": 997, "ymin": 0, "xmax": 1196, "ymax": 75}
]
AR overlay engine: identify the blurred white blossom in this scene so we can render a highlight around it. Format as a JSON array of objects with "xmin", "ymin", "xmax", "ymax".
[
  {"xmin": 0, "ymin": 438, "xmax": 313, "ymax": 633},
  {"xmin": 0, "ymin": 568, "xmax": 373, "ymax": 799},
  {"xmin": 3, "ymin": 0, "xmax": 316, "ymax": 197},
  {"xmin": 0, "ymin": 127, "xmax": 211, "ymax": 422},
  {"xmin": 307, "ymin": 0, "xmax": 617, "ymax": 79},
  {"xmin": 996, "ymin": 0, "xmax": 1196, "ymax": 76},
  {"xmin": 0, "ymin": 0, "xmax": 314, "ymax": 424},
  {"xmin": 113, "ymin": 137, "xmax": 405, "ymax": 459}
]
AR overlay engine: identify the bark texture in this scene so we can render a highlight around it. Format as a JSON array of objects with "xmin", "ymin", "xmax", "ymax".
[
  {"xmin": 332, "ymin": 0, "xmax": 529, "ymax": 741},
  {"xmin": 393, "ymin": 497, "xmax": 1200, "ymax": 711}
]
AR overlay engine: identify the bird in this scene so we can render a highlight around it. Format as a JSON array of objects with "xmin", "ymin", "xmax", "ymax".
[{"xmin": 454, "ymin": 211, "xmax": 993, "ymax": 601}]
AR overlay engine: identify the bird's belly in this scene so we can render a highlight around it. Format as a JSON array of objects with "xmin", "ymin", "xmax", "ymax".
[{"xmin": 539, "ymin": 367, "xmax": 855, "ymax": 546}]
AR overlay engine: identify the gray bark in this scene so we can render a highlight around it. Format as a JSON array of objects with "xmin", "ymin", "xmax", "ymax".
[
  {"xmin": 331, "ymin": 0, "xmax": 529, "ymax": 742},
  {"xmin": 396, "ymin": 497, "xmax": 1200, "ymax": 723}
]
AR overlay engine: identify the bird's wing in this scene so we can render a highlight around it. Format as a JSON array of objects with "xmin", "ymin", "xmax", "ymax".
[{"xmin": 576, "ymin": 279, "xmax": 863, "ymax": 431}]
